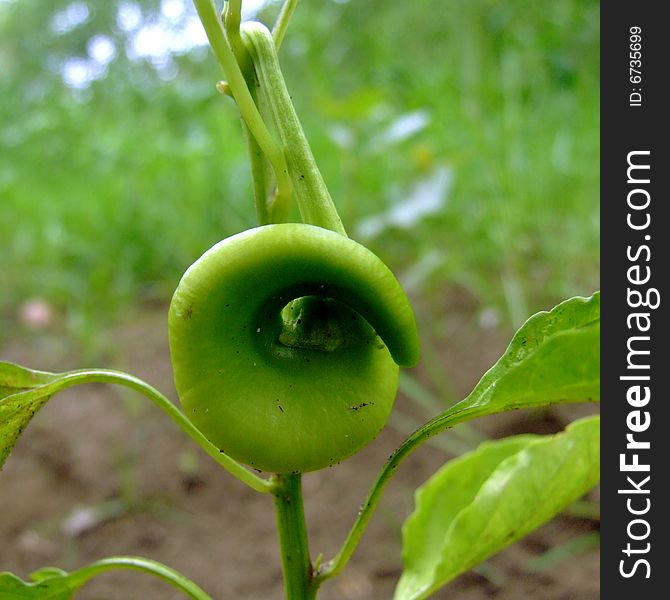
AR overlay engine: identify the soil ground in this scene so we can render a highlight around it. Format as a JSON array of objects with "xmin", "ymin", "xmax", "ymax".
[{"xmin": 0, "ymin": 307, "xmax": 599, "ymax": 599}]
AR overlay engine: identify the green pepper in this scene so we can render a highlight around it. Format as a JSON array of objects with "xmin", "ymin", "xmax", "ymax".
[{"xmin": 169, "ymin": 223, "xmax": 419, "ymax": 473}]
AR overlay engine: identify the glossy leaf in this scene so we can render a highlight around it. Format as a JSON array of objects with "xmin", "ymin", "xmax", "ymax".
[
  {"xmin": 443, "ymin": 292, "xmax": 599, "ymax": 425},
  {"xmin": 395, "ymin": 416, "xmax": 600, "ymax": 600}
]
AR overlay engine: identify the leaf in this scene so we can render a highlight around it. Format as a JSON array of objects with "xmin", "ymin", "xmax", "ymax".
[
  {"xmin": 395, "ymin": 416, "xmax": 600, "ymax": 600},
  {"xmin": 0, "ymin": 362, "xmax": 59, "ymax": 400},
  {"xmin": 446, "ymin": 292, "xmax": 599, "ymax": 424},
  {"xmin": 0, "ymin": 362, "xmax": 63, "ymax": 468},
  {"xmin": 0, "ymin": 570, "xmax": 80, "ymax": 599},
  {"xmin": 0, "ymin": 556, "xmax": 214, "ymax": 599},
  {"xmin": 29, "ymin": 567, "xmax": 69, "ymax": 582},
  {"xmin": 0, "ymin": 362, "xmax": 272, "ymax": 493}
]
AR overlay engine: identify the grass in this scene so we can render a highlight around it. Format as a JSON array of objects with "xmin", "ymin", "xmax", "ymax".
[{"xmin": 0, "ymin": 0, "xmax": 599, "ymax": 349}]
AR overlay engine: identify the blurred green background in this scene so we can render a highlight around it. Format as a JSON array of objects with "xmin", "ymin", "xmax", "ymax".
[
  {"xmin": 0, "ymin": 3, "xmax": 600, "ymax": 594},
  {"xmin": 0, "ymin": 0, "xmax": 599, "ymax": 352}
]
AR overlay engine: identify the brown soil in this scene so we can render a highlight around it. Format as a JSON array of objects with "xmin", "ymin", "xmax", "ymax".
[{"xmin": 0, "ymin": 308, "xmax": 599, "ymax": 599}]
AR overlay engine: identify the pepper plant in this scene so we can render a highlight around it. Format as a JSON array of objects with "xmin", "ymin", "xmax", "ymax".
[{"xmin": 0, "ymin": 1, "xmax": 600, "ymax": 598}]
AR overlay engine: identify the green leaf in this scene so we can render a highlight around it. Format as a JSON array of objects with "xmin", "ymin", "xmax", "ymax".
[
  {"xmin": 0, "ymin": 557, "xmax": 214, "ymax": 600},
  {"xmin": 0, "ymin": 362, "xmax": 63, "ymax": 468},
  {"xmin": 446, "ymin": 292, "xmax": 599, "ymax": 424},
  {"xmin": 0, "ymin": 362, "xmax": 59, "ymax": 400},
  {"xmin": 395, "ymin": 416, "xmax": 600, "ymax": 600},
  {"xmin": 0, "ymin": 570, "xmax": 80, "ymax": 599},
  {"xmin": 0, "ymin": 362, "xmax": 272, "ymax": 492}
]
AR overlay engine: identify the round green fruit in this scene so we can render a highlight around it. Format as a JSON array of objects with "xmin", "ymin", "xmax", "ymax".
[{"xmin": 168, "ymin": 224, "xmax": 419, "ymax": 473}]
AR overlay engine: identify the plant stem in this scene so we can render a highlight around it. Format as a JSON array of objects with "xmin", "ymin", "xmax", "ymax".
[
  {"xmin": 220, "ymin": 0, "xmax": 299, "ymax": 225},
  {"xmin": 223, "ymin": 0, "xmax": 250, "ymax": 73},
  {"xmin": 241, "ymin": 22, "xmax": 346, "ymax": 235},
  {"xmin": 313, "ymin": 403, "xmax": 497, "ymax": 585},
  {"xmin": 219, "ymin": 0, "xmax": 273, "ymax": 224},
  {"xmin": 272, "ymin": 473, "xmax": 316, "ymax": 599},
  {"xmin": 242, "ymin": 44, "xmax": 287, "ymax": 224},
  {"xmin": 244, "ymin": 119, "xmax": 272, "ymax": 225},
  {"xmin": 71, "ymin": 556, "xmax": 214, "ymax": 600},
  {"xmin": 26, "ymin": 369, "xmax": 274, "ymax": 494},
  {"xmin": 223, "ymin": 0, "xmax": 242, "ymax": 43},
  {"xmin": 273, "ymin": 0, "xmax": 300, "ymax": 49},
  {"xmin": 192, "ymin": 0, "xmax": 293, "ymax": 212}
]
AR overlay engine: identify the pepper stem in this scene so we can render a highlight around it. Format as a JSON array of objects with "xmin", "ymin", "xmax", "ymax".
[
  {"xmin": 272, "ymin": 473, "xmax": 318, "ymax": 599},
  {"xmin": 241, "ymin": 22, "xmax": 347, "ymax": 236}
]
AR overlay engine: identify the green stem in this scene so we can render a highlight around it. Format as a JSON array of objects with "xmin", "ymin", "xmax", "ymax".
[
  {"xmin": 241, "ymin": 21, "xmax": 346, "ymax": 235},
  {"xmin": 313, "ymin": 403, "xmax": 494, "ymax": 586},
  {"xmin": 244, "ymin": 119, "xmax": 272, "ymax": 225},
  {"xmin": 272, "ymin": 473, "xmax": 316, "ymax": 599},
  {"xmin": 272, "ymin": 0, "xmax": 300, "ymax": 49},
  {"xmin": 192, "ymin": 0, "xmax": 293, "ymax": 212},
  {"xmin": 30, "ymin": 369, "xmax": 273, "ymax": 494},
  {"xmin": 223, "ymin": 0, "xmax": 250, "ymax": 73},
  {"xmin": 220, "ymin": 0, "xmax": 298, "ymax": 225},
  {"xmin": 242, "ymin": 47, "xmax": 285, "ymax": 224},
  {"xmin": 223, "ymin": 0, "xmax": 242, "ymax": 43},
  {"xmin": 220, "ymin": 0, "xmax": 272, "ymax": 224},
  {"xmin": 71, "ymin": 556, "xmax": 213, "ymax": 600}
]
